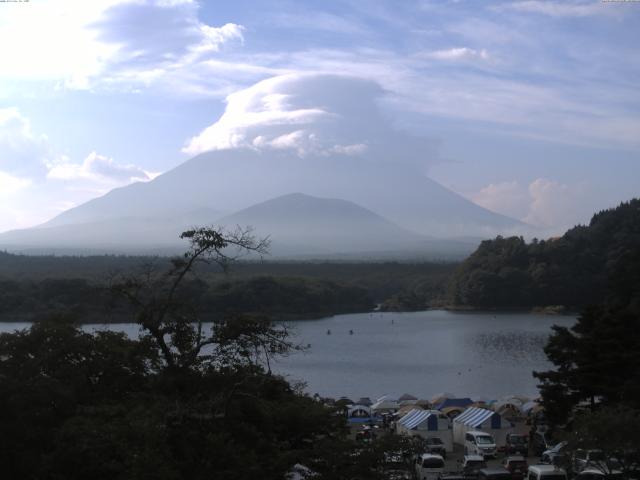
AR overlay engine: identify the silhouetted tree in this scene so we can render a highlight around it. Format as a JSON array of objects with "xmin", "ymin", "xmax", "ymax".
[
  {"xmin": 534, "ymin": 224, "xmax": 640, "ymax": 426},
  {"xmin": 564, "ymin": 406, "xmax": 640, "ymax": 479},
  {"xmin": 109, "ymin": 226, "xmax": 273, "ymax": 371}
]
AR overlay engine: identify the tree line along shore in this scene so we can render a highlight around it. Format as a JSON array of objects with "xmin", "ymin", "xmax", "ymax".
[{"xmin": 2, "ymin": 199, "xmax": 639, "ymax": 322}]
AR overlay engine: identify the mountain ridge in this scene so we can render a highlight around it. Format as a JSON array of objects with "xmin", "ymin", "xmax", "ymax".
[{"xmin": 0, "ymin": 149, "xmax": 526, "ymax": 256}]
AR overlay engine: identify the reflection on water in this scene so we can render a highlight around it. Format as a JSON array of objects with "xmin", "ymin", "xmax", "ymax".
[
  {"xmin": 0, "ymin": 310, "xmax": 574, "ymax": 401},
  {"xmin": 466, "ymin": 332, "xmax": 550, "ymax": 362},
  {"xmin": 274, "ymin": 310, "xmax": 574, "ymax": 400}
]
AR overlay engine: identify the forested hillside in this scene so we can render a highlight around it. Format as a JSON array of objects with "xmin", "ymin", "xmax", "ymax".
[
  {"xmin": 0, "ymin": 249, "xmax": 456, "ymax": 321},
  {"xmin": 447, "ymin": 199, "xmax": 640, "ymax": 309},
  {"xmin": 0, "ymin": 275, "xmax": 374, "ymax": 323}
]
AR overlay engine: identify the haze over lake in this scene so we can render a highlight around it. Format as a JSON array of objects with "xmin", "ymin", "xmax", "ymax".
[{"xmin": 0, "ymin": 310, "xmax": 575, "ymax": 400}]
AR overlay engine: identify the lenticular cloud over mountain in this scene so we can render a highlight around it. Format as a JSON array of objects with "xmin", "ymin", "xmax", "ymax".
[
  {"xmin": 0, "ymin": 73, "xmax": 528, "ymax": 255},
  {"xmin": 183, "ymin": 73, "xmax": 437, "ymax": 166}
]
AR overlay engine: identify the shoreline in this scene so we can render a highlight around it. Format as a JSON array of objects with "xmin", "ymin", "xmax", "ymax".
[
  {"xmin": 0, "ymin": 304, "xmax": 578, "ymax": 324},
  {"xmin": 440, "ymin": 304, "xmax": 578, "ymax": 315}
]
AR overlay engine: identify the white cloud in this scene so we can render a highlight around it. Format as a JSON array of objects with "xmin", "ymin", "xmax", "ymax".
[
  {"xmin": 183, "ymin": 73, "xmax": 431, "ymax": 161},
  {"xmin": 424, "ymin": 47, "xmax": 489, "ymax": 61},
  {"xmin": 47, "ymin": 151, "xmax": 153, "ymax": 183},
  {"xmin": 0, "ymin": 170, "xmax": 34, "ymax": 232},
  {"xmin": 2, "ymin": 0, "xmax": 636, "ymax": 152},
  {"xmin": 501, "ymin": 1, "xmax": 606, "ymax": 18},
  {"xmin": 0, "ymin": 108, "xmax": 156, "ymax": 231},
  {"xmin": 0, "ymin": 0, "xmax": 245, "ymax": 93},
  {"xmin": 0, "ymin": 170, "xmax": 31, "ymax": 195},
  {"xmin": 328, "ymin": 143, "xmax": 368, "ymax": 155},
  {"xmin": 523, "ymin": 178, "xmax": 592, "ymax": 229},
  {"xmin": 183, "ymin": 75, "xmax": 331, "ymax": 154},
  {"xmin": 470, "ymin": 178, "xmax": 598, "ymax": 232},
  {"xmin": 1, "ymin": 107, "xmax": 153, "ymax": 187},
  {"xmin": 0, "ymin": 108, "xmax": 53, "ymax": 176},
  {"xmin": 239, "ymin": 44, "xmax": 638, "ymax": 151},
  {"xmin": 252, "ymin": 130, "xmax": 318, "ymax": 156},
  {"xmin": 472, "ymin": 181, "xmax": 530, "ymax": 220}
]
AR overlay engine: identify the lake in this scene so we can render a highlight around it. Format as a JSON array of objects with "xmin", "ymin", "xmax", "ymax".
[{"xmin": 0, "ymin": 310, "xmax": 575, "ymax": 401}]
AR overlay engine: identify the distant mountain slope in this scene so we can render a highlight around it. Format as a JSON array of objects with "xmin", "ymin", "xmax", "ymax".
[
  {"xmin": 40, "ymin": 149, "xmax": 523, "ymax": 235},
  {"xmin": 447, "ymin": 198, "xmax": 640, "ymax": 309},
  {"xmin": 0, "ymin": 149, "xmax": 525, "ymax": 255},
  {"xmin": 0, "ymin": 208, "xmax": 219, "ymax": 254},
  {"xmin": 216, "ymin": 193, "xmax": 425, "ymax": 255}
]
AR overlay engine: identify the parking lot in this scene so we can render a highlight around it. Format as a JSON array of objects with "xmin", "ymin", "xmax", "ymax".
[
  {"xmin": 350, "ymin": 419, "xmax": 546, "ymax": 476},
  {"xmin": 442, "ymin": 443, "xmax": 541, "ymax": 473}
]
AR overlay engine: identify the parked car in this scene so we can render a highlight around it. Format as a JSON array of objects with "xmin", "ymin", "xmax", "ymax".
[
  {"xmin": 461, "ymin": 455, "xmax": 488, "ymax": 478},
  {"xmin": 477, "ymin": 467, "xmax": 512, "ymax": 480},
  {"xmin": 527, "ymin": 465, "xmax": 568, "ymax": 480},
  {"xmin": 424, "ymin": 436, "xmax": 447, "ymax": 458},
  {"xmin": 505, "ymin": 434, "xmax": 529, "ymax": 456},
  {"xmin": 465, "ymin": 431, "xmax": 498, "ymax": 458},
  {"xmin": 414, "ymin": 454, "xmax": 445, "ymax": 480},
  {"xmin": 502, "ymin": 456, "xmax": 529, "ymax": 480},
  {"xmin": 541, "ymin": 442, "xmax": 567, "ymax": 465}
]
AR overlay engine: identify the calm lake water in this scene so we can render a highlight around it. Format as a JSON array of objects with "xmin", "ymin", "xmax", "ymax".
[{"xmin": 0, "ymin": 310, "xmax": 575, "ymax": 401}]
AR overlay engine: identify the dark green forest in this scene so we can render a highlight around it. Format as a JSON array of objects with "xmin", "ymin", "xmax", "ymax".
[
  {"xmin": 0, "ymin": 252, "xmax": 454, "ymax": 322},
  {"xmin": 0, "ymin": 274, "xmax": 375, "ymax": 322},
  {"xmin": 447, "ymin": 199, "xmax": 640, "ymax": 309}
]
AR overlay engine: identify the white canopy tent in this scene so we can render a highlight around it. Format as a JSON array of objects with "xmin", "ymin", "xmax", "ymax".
[
  {"xmin": 371, "ymin": 397, "xmax": 400, "ymax": 414},
  {"xmin": 453, "ymin": 407, "xmax": 514, "ymax": 447},
  {"xmin": 347, "ymin": 405, "xmax": 372, "ymax": 419}
]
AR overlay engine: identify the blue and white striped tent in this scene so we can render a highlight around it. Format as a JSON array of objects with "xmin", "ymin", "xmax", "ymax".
[
  {"xmin": 398, "ymin": 410, "xmax": 437, "ymax": 430},
  {"xmin": 396, "ymin": 409, "xmax": 453, "ymax": 451},
  {"xmin": 453, "ymin": 407, "xmax": 514, "ymax": 446},
  {"xmin": 455, "ymin": 407, "xmax": 501, "ymax": 428}
]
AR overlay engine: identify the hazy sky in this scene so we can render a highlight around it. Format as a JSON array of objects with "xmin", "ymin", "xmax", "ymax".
[{"xmin": 0, "ymin": 0, "xmax": 638, "ymax": 233}]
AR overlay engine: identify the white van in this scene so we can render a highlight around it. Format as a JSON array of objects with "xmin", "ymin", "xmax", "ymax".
[
  {"xmin": 527, "ymin": 465, "xmax": 568, "ymax": 480},
  {"xmin": 414, "ymin": 453, "xmax": 445, "ymax": 480},
  {"xmin": 464, "ymin": 431, "xmax": 497, "ymax": 458}
]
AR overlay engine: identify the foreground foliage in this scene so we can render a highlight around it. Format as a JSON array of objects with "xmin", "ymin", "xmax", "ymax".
[
  {"xmin": 0, "ymin": 227, "xmax": 416, "ymax": 479},
  {"xmin": 0, "ymin": 317, "xmax": 344, "ymax": 479},
  {"xmin": 0, "ymin": 228, "xmax": 325, "ymax": 479},
  {"xmin": 533, "ymin": 212, "xmax": 640, "ymax": 477},
  {"xmin": 564, "ymin": 407, "xmax": 640, "ymax": 478},
  {"xmin": 534, "ymin": 241, "xmax": 640, "ymax": 426}
]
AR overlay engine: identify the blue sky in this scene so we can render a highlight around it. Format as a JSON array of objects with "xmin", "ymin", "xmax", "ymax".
[{"xmin": 0, "ymin": 0, "xmax": 638, "ymax": 233}]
